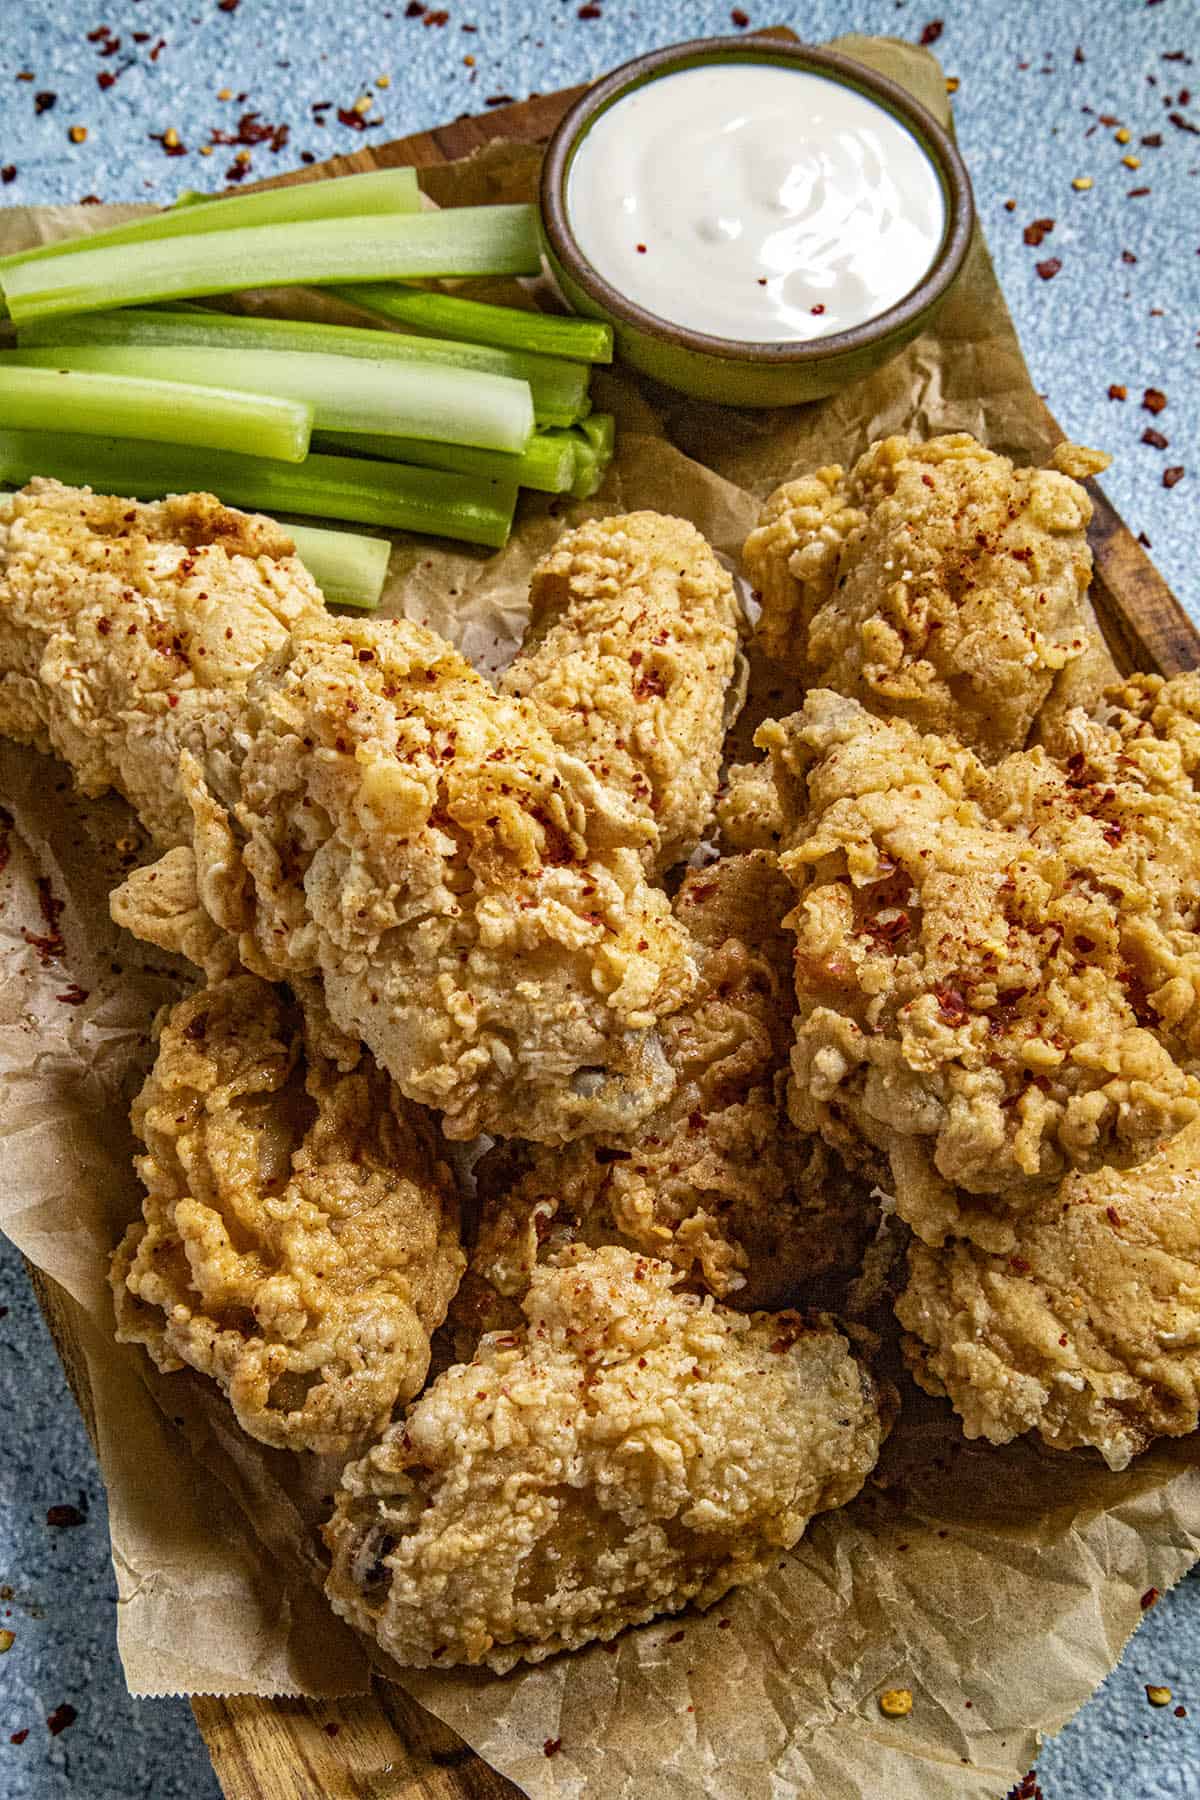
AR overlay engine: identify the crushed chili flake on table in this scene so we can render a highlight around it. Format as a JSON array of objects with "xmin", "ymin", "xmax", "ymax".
[
  {"xmin": 46, "ymin": 1705, "xmax": 76, "ymax": 1737},
  {"xmin": 1108, "ymin": 383, "xmax": 1128, "ymax": 399},
  {"xmin": 1147, "ymin": 1685, "xmax": 1173, "ymax": 1707},
  {"xmin": 1023, "ymin": 217, "xmax": 1054, "ymax": 245},
  {"xmin": 731, "ymin": 6, "xmax": 751, "ymax": 24},
  {"xmin": 879, "ymin": 1688, "xmax": 913, "ymax": 1718},
  {"xmin": 1143, "ymin": 428, "xmax": 1169, "ymax": 449},
  {"xmin": 0, "ymin": 167, "xmax": 15, "ymax": 184},
  {"xmin": 9, "ymin": 1729, "xmax": 28, "ymax": 1746},
  {"xmin": 1142, "ymin": 1587, "xmax": 1162, "ymax": 1609},
  {"xmin": 1163, "ymin": 466, "xmax": 1186, "ymax": 488},
  {"xmin": 1143, "ymin": 386, "xmax": 1168, "ymax": 413},
  {"xmin": 543, "ymin": 1738, "xmax": 563, "ymax": 1757},
  {"xmin": 1128, "ymin": 186, "xmax": 1151, "ymax": 196},
  {"xmin": 1035, "ymin": 257, "xmax": 1062, "ymax": 280},
  {"xmin": 34, "ymin": 91, "xmax": 56, "ymax": 114},
  {"xmin": 1122, "ymin": 248, "xmax": 1138, "ymax": 263},
  {"xmin": 1007, "ymin": 1776, "xmax": 1043, "ymax": 1800},
  {"xmin": 919, "ymin": 21, "xmax": 944, "ymax": 46},
  {"xmin": 47, "ymin": 1501, "xmax": 87, "ymax": 1526}
]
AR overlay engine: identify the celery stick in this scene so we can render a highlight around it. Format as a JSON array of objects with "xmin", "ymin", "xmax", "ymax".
[
  {"xmin": 576, "ymin": 412, "xmax": 615, "ymax": 460},
  {"xmin": 0, "ymin": 430, "xmax": 516, "ymax": 548},
  {"xmin": 329, "ymin": 282, "xmax": 613, "ymax": 364},
  {"xmin": 0, "ymin": 171, "xmax": 422, "ymax": 278},
  {"xmin": 563, "ymin": 414, "xmax": 616, "ymax": 498},
  {"xmin": 316, "ymin": 428, "xmax": 576, "ymax": 494},
  {"xmin": 0, "ymin": 206, "xmax": 542, "ymax": 324},
  {"xmin": 0, "ymin": 364, "xmax": 311, "ymax": 462},
  {"xmin": 18, "ymin": 307, "xmax": 591, "ymax": 429},
  {"xmin": 288, "ymin": 523, "xmax": 391, "ymax": 609},
  {"xmin": 9, "ymin": 344, "xmax": 533, "ymax": 455}
]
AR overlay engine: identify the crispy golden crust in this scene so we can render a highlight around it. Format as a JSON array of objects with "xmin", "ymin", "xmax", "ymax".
[
  {"xmin": 456, "ymin": 854, "xmax": 875, "ymax": 1353},
  {"xmin": 898, "ymin": 1119, "xmax": 1200, "ymax": 1469},
  {"xmin": 742, "ymin": 435, "xmax": 1110, "ymax": 761},
  {"xmin": 502, "ymin": 512, "xmax": 744, "ymax": 874},
  {"xmin": 0, "ymin": 479, "xmax": 325, "ymax": 844},
  {"xmin": 111, "ymin": 973, "xmax": 464, "ymax": 1454},
  {"xmin": 324, "ymin": 1244, "xmax": 883, "ymax": 1671},
  {"xmin": 112, "ymin": 610, "xmax": 698, "ymax": 1143},
  {"xmin": 765, "ymin": 689, "xmax": 1200, "ymax": 1251}
]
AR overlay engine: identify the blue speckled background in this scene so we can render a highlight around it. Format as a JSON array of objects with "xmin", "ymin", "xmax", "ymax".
[{"xmin": 0, "ymin": 3, "xmax": 1197, "ymax": 1797}]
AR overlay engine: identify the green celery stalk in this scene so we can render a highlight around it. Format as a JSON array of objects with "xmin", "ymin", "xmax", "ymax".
[
  {"xmin": 0, "ymin": 170, "xmax": 422, "ymax": 278},
  {"xmin": 0, "ymin": 364, "xmax": 311, "ymax": 462},
  {"xmin": 316, "ymin": 427, "xmax": 576, "ymax": 494},
  {"xmin": 562, "ymin": 414, "xmax": 616, "ymax": 499},
  {"xmin": 8, "ymin": 344, "xmax": 534, "ymax": 455},
  {"xmin": 0, "ymin": 205, "xmax": 542, "ymax": 323},
  {"xmin": 288, "ymin": 523, "xmax": 391, "ymax": 609},
  {"xmin": 0, "ymin": 430, "xmax": 516, "ymax": 548},
  {"xmin": 18, "ymin": 307, "xmax": 591, "ymax": 429},
  {"xmin": 329, "ymin": 282, "xmax": 613, "ymax": 364}
]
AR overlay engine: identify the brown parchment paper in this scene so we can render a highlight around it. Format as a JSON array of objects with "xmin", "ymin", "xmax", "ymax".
[{"xmin": 0, "ymin": 32, "xmax": 1196, "ymax": 1798}]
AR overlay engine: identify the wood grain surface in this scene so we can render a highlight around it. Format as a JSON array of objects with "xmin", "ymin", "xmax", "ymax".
[{"xmin": 21, "ymin": 33, "xmax": 1199, "ymax": 1800}]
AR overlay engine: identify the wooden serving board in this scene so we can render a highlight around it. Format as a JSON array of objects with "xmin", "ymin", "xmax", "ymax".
[{"xmin": 24, "ymin": 29, "xmax": 1200, "ymax": 1800}]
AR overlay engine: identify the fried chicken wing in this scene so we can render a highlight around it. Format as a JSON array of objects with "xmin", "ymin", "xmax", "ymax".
[
  {"xmin": 111, "ymin": 973, "xmax": 463, "ymax": 1454},
  {"xmin": 741, "ymin": 435, "xmax": 1111, "ymax": 761},
  {"xmin": 113, "ymin": 611, "xmax": 696, "ymax": 1142},
  {"xmin": 0, "ymin": 478, "xmax": 325, "ymax": 844},
  {"xmin": 898, "ymin": 1119, "xmax": 1200, "ymax": 1469},
  {"xmin": 761, "ymin": 688, "xmax": 1200, "ymax": 1251},
  {"xmin": 324, "ymin": 1244, "xmax": 883, "ymax": 1671},
  {"xmin": 455, "ymin": 853, "xmax": 875, "ymax": 1352},
  {"xmin": 501, "ymin": 512, "xmax": 744, "ymax": 873}
]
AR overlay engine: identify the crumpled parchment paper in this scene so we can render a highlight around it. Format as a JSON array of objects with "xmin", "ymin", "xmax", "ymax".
[{"xmin": 0, "ymin": 32, "xmax": 1194, "ymax": 1800}]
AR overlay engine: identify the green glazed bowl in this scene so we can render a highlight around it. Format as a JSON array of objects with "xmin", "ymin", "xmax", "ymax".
[{"xmin": 540, "ymin": 36, "xmax": 975, "ymax": 408}]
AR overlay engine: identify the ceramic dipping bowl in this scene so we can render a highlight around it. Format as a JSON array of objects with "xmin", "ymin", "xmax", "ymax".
[{"xmin": 540, "ymin": 36, "xmax": 975, "ymax": 407}]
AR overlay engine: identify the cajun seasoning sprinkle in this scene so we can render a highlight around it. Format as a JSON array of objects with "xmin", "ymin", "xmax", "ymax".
[
  {"xmin": 1146, "ymin": 1685, "xmax": 1173, "ymax": 1707},
  {"xmin": 1035, "ymin": 257, "xmax": 1062, "ymax": 280},
  {"xmin": 1142, "ymin": 1587, "xmax": 1162, "ymax": 1609},
  {"xmin": 879, "ymin": 1688, "xmax": 913, "ymax": 1717},
  {"xmin": 1072, "ymin": 175, "xmax": 1093, "ymax": 190},
  {"xmin": 1108, "ymin": 383, "xmax": 1128, "ymax": 399},
  {"xmin": 1163, "ymin": 466, "xmax": 1186, "ymax": 488},
  {"xmin": 46, "ymin": 1705, "xmax": 76, "ymax": 1736},
  {"xmin": 68, "ymin": 125, "xmax": 87, "ymax": 144},
  {"xmin": 1143, "ymin": 387, "xmax": 1168, "ymax": 412}
]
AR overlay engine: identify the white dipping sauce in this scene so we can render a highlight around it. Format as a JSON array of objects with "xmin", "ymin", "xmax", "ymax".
[{"xmin": 566, "ymin": 63, "xmax": 947, "ymax": 344}]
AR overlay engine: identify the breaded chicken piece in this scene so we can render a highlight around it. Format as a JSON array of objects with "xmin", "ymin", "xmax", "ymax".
[
  {"xmin": 454, "ymin": 853, "xmax": 875, "ymax": 1354},
  {"xmin": 898, "ymin": 1119, "xmax": 1200, "ymax": 1469},
  {"xmin": 0, "ymin": 478, "xmax": 325, "ymax": 844},
  {"xmin": 111, "ymin": 973, "xmax": 464, "ymax": 1454},
  {"xmin": 324, "ymin": 1244, "xmax": 883, "ymax": 1671},
  {"xmin": 741, "ymin": 435, "xmax": 1111, "ymax": 761},
  {"xmin": 113, "ymin": 612, "xmax": 696, "ymax": 1143},
  {"xmin": 501, "ymin": 513, "xmax": 744, "ymax": 874},
  {"xmin": 763, "ymin": 689, "xmax": 1200, "ymax": 1251}
]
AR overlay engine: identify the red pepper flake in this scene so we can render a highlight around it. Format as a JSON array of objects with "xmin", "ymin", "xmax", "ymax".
[
  {"xmin": 0, "ymin": 167, "xmax": 15, "ymax": 184},
  {"xmin": 1143, "ymin": 428, "xmax": 1169, "ymax": 449},
  {"xmin": 423, "ymin": 6, "xmax": 449, "ymax": 20},
  {"xmin": 55, "ymin": 985, "xmax": 89, "ymax": 1007},
  {"xmin": 34, "ymin": 91, "xmax": 57, "ymax": 114},
  {"xmin": 811, "ymin": 302, "xmax": 826, "ymax": 314},
  {"xmin": 718, "ymin": 1617, "xmax": 732, "ymax": 1629},
  {"xmin": 1108, "ymin": 383, "xmax": 1127, "ymax": 399},
  {"xmin": 668, "ymin": 1629, "xmax": 685, "ymax": 1643},
  {"xmin": 323, "ymin": 1723, "xmax": 340, "ymax": 1737},
  {"xmin": 1143, "ymin": 386, "xmax": 1168, "ymax": 413},
  {"xmin": 22, "ymin": 877, "xmax": 65, "ymax": 965},
  {"xmin": 636, "ymin": 242, "xmax": 647, "ymax": 253},
  {"xmin": 217, "ymin": 0, "xmax": 240, "ymax": 12},
  {"xmin": 543, "ymin": 1738, "xmax": 563, "ymax": 1758},
  {"xmin": 485, "ymin": 94, "xmax": 516, "ymax": 106},
  {"xmin": 1163, "ymin": 466, "xmax": 1186, "ymax": 489},
  {"xmin": 1169, "ymin": 111, "xmax": 1199, "ymax": 134},
  {"xmin": 405, "ymin": 0, "xmax": 425, "ymax": 12},
  {"xmin": 336, "ymin": 107, "xmax": 369, "ymax": 130},
  {"xmin": 1073, "ymin": 44, "xmax": 1085, "ymax": 64},
  {"xmin": 46, "ymin": 1705, "xmax": 76, "ymax": 1737},
  {"xmin": 149, "ymin": 37, "xmax": 167, "ymax": 62},
  {"xmin": 1006, "ymin": 1776, "xmax": 1043, "ymax": 1800},
  {"xmin": 934, "ymin": 982, "xmax": 968, "ymax": 1023},
  {"xmin": 1142, "ymin": 1586, "xmax": 1161, "ymax": 1609},
  {"xmin": 1009, "ymin": 1254, "xmax": 1032, "ymax": 1274},
  {"xmin": 149, "ymin": 131, "xmax": 187, "ymax": 157},
  {"xmin": 1176, "ymin": 1705, "xmax": 1189, "ymax": 1718},
  {"xmin": 1142, "ymin": 132, "xmax": 1163, "ymax": 146},
  {"xmin": 97, "ymin": 70, "xmax": 117, "ymax": 90},
  {"xmin": 1023, "ymin": 217, "xmax": 1054, "ymax": 245},
  {"xmin": 1128, "ymin": 186, "xmax": 1151, "ymax": 196},
  {"xmin": 1121, "ymin": 248, "xmax": 1138, "ymax": 264},
  {"xmin": 1106, "ymin": 1205, "xmax": 1124, "ymax": 1228},
  {"xmin": 9, "ymin": 1729, "xmax": 28, "ymax": 1745},
  {"xmin": 1035, "ymin": 258, "xmax": 1062, "ymax": 280},
  {"xmin": 919, "ymin": 20, "xmax": 944, "ymax": 45},
  {"xmin": 731, "ymin": 6, "xmax": 750, "ymax": 23},
  {"xmin": 46, "ymin": 1503, "xmax": 86, "ymax": 1527}
]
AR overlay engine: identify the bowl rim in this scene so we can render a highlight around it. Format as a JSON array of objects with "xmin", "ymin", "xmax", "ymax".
[{"xmin": 540, "ymin": 34, "xmax": 975, "ymax": 365}]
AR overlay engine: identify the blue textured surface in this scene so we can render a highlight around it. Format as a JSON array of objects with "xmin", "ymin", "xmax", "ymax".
[{"xmin": 0, "ymin": 3, "xmax": 1197, "ymax": 1798}]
